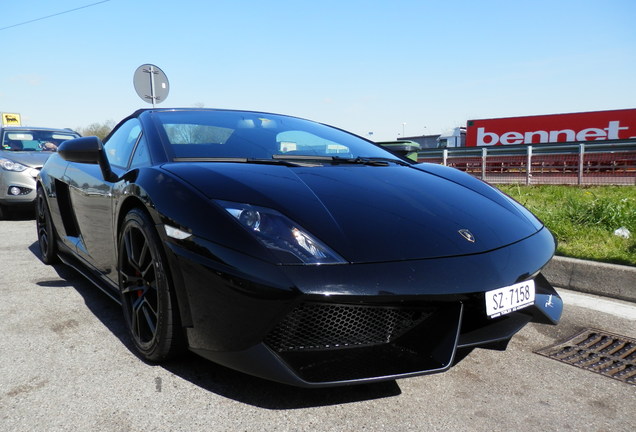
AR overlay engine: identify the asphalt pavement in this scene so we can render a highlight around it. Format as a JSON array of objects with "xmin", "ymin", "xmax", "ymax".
[{"xmin": 1, "ymin": 215, "xmax": 634, "ymax": 432}]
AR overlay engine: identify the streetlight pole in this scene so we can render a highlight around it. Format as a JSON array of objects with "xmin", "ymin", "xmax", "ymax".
[{"xmin": 402, "ymin": 122, "xmax": 406, "ymax": 137}]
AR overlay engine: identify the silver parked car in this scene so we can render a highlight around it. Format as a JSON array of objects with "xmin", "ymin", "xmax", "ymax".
[{"xmin": 0, "ymin": 126, "xmax": 80, "ymax": 218}]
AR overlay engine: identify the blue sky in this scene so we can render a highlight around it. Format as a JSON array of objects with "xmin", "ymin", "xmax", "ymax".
[{"xmin": 1, "ymin": 0, "xmax": 635, "ymax": 140}]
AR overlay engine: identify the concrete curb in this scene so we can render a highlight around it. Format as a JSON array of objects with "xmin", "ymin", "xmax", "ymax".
[{"xmin": 543, "ymin": 256, "xmax": 636, "ymax": 303}]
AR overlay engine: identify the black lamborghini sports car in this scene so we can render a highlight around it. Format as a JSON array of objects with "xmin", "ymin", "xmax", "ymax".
[{"xmin": 36, "ymin": 108, "xmax": 562, "ymax": 387}]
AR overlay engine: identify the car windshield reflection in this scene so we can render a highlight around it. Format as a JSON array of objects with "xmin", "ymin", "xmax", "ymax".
[
  {"xmin": 154, "ymin": 110, "xmax": 400, "ymax": 162},
  {"xmin": 1, "ymin": 130, "xmax": 79, "ymax": 152}
]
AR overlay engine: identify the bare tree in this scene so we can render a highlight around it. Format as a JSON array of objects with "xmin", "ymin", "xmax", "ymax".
[{"xmin": 76, "ymin": 120, "xmax": 115, "ymax": 140}]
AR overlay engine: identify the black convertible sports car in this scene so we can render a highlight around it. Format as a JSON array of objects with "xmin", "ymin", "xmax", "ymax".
[{"xmin": 36, "ymin": 108, "xmax": 562, "ymax": 387}]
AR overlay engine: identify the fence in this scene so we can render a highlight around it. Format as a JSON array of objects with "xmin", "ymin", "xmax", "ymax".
[{"xmin": 417, "ymin": 141, "xmax": 636, "ymax": 186}]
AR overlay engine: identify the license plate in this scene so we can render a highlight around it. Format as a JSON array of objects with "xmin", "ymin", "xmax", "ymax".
[{"xmin": 485, "ymin": 280, "xmax": 535, "ymax": 318}]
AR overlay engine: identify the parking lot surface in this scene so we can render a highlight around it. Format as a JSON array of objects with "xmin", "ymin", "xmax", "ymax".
[{"xmin": 1, "ymin": 215, "xmax": 635, "ymax": 432}]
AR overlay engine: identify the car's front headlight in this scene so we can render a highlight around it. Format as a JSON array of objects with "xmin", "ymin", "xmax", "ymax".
[
  {"xmin": 0, "ymin": 158, "xmax": 28, "ymax": 172},
  {"xmin": 217, "ymin": 200, "xmax": 346, "ymax": 265}
]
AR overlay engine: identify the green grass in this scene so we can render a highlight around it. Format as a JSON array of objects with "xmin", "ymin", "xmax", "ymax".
[{"xmin": 497, "ymin": 185, "xmax": 636, "ymax": 267}]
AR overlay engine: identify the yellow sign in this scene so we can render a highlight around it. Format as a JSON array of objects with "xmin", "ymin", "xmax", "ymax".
[{"xmin": 2, "ymin": 113, "xmax": 22, "ymax": 126}]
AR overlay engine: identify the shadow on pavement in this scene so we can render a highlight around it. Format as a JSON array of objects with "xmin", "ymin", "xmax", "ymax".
[
  {"xmin": 1, "ymin": 207, "xmax": 35, "ymax": 221},
  {"xmin": 162, "ymin": 353, "xmax": 402, "ymax": 409}
]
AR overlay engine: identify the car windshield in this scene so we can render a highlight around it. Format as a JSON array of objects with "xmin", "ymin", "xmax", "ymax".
[
  {"xmin": 1, "ymin": 130, "xmax": 79, "ymax": 152},
  {"xmin": 153, "ymin": 110, "xmax": 400, "ymax": 161}
]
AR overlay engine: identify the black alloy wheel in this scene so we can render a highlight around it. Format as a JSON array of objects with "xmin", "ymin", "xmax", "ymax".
[
  {"xmin": 118, "ymin": 208, "xmax": 184, "ymax": 362},
  {"xmin": 36, "ymin": 187, "xmax": 58, "ymax": 264}
]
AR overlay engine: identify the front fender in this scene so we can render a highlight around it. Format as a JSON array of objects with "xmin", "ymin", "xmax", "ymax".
[{"xmin": 112, "ymin": 166, "xmax": 285, "ymax": 330}]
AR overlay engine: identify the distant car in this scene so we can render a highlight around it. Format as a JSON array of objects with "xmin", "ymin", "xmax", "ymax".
[
  {"xmin": 0, "ymin": 126, "xmax": 80, "ymax": 218},
  {"xmin": 36, "ymin": 108, "xmax": 562, "ymax": 387}
]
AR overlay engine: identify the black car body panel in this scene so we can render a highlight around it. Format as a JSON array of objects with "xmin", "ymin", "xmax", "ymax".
[
  {"xmin": 37, "ymin": 108, "xmax": 562, "ymax": 387},
  {"xmin": 162, "ymin": 162, "xmax": 542, "ymax": 262}
]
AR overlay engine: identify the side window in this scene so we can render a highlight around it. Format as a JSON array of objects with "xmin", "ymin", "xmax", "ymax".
[
  {"xmin": 104, "ymin": 119, "xmax": 142, "ymax": 168},
  {"xmin": 129, "ymin": 134, "xmax": 151, "ymax": 168}
]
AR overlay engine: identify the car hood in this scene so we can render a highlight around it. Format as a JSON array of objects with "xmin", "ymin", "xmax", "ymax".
[
  {"xmin": 163, "ymin": 162, "xmax": 543, "ymax": 263},
  {"xmin": 0, "ymin": 151, "xmax": 53, "ymax": 168}
]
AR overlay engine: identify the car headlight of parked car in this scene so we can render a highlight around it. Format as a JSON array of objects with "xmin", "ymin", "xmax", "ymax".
[
  {"xmin": 217, "ymin": 200, "xmax": 346, "ymax": 265},
  {"xmin": 0, "ymin": 157, "xmax": 28, "ymax": 172}
]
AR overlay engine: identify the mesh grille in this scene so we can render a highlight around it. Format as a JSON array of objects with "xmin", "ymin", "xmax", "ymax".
[{"xmin": 265, "ymin": 303, "xmax": 434, "ymax": 352}]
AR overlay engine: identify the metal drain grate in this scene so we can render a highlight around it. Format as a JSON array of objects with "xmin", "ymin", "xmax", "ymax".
[{"xmin": 535, "ymin": 328, "xmax": 636, "ymax": 385}]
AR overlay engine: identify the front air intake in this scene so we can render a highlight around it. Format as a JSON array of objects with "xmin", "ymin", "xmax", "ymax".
[
  {"xmin": 265, "ymin": 303, "xmax": 434, "ymax": 352},
  {"xmin": 264, "ymin": 302, "xmax": 462, "ymax": 383}
]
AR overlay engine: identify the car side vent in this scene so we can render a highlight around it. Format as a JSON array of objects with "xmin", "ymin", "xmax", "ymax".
[{"xmin": 54, "ymin": 179, "xmax": 80, "ymax": 238}]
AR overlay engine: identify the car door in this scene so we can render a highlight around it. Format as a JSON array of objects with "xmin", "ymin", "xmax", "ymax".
[{"xmin": 65, "ymin": 119, "xmax": 142, "ymax": 278}]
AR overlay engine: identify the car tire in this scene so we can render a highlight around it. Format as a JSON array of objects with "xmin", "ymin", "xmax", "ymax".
[
  {"xmin": 36, "ymin": 187, "xmax": 59, "ymax": 264},
  {"xmin": 118, "ymin": 208, "xmax": 185, "ymax": 362}
]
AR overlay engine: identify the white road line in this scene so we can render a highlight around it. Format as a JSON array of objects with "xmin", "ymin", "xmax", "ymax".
[{"xmin": 557, "ymin": 288, "xmax": 636, "ymax": 321}]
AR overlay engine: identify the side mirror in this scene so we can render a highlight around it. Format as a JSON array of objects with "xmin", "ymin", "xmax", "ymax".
[
  {"xmin": 376, "ymin": 140, "xmax": 422, "ymax": 162},
  {"xmin": 57, "ymin": 136, "xmax": 118, "ymax": 182}
]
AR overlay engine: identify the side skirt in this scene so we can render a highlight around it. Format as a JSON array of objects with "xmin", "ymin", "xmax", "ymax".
[{"xmin": 56, "ymin": 244, "xmax": 121, "ymax": 305}]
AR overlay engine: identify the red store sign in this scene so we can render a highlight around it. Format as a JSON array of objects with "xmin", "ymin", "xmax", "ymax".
[{"xmin": 466, "ymin": 108, "xmax": 636, "ymax": 146}]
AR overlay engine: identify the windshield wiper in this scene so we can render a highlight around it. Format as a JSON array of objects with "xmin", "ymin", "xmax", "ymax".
[
  {"xmin": 173, "ymin": 157, "xmax": 322, "ymax": 167},
  {"xmin": 330, "ymin": 156, "xmax": 413, "ymax": 166},
  {"xmin": 174, "ymin": 155, "xmax": 411, "ymax": 167},
  {"xmin": 272, "ymin": 154, "xmax": 411, "ymax": 166}
]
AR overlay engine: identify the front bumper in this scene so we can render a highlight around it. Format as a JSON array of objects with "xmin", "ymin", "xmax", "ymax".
[
  {"xmin": 0, "ymin": 168, "xmax": 38, "ymax": 206},
  {"xmin": 165, "ymin": 227, "xmax": 562, "ymax": 387},
  {"xmin": 190, "ymin": 275, "xmax": 561, "ymax": 388}
]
